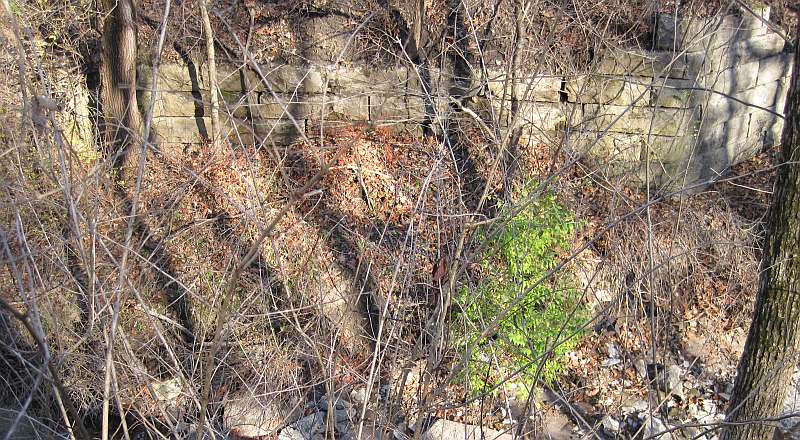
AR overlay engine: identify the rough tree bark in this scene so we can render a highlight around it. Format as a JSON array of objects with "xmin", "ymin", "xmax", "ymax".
[
  {"xmin": 100, "ymin": 2, "xmax": 140, "ymax": 438},
  {"xmin": 721, "ymin": 24, "xmax": 800, "ymax": 440},
  {"xmin": 100, "ymin": 0, "xmax": 140, "ymax": 155}
]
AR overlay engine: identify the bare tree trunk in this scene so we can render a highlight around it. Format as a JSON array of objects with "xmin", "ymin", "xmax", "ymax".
[
  {"xmin": 502, "ymin": 0, "xmax": 525, "ymax": 200},
  {"xmin": 199, "ymin": 0, "xmax": 220, "ymax": 147},
  {"xmin": 100, "ymin": 0, "xmax": 140, "ymax": 156},
  {"xmin": 407, "ymin": 0, "xmax": 425, "ymax": 62},
  {"xmin": 721, "ymin": 25, "xmax": 800, "ymax": 440}
]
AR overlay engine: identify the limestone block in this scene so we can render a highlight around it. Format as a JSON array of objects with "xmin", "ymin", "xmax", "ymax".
[
  {"xmin": 369, "ymin": 94, "xmax": 427, "ymax": 122},
  {"xmin": 651, "ymin": 78, "xmax": 696, "ymax": 108},
  {"xmin": 232, "ymin": 64, "xmax": 327, "ymax": 95},
  {"xmin": 422, "ymin": 420, "xmax": 511, "ymax": 440},
  {"xmin": 254, "ymin": 92, "xmax": 369, "ymax": 121},
  {"xmin": 579, "ymin": 104, "xmax": 697, "ymax": 137},
  {"xmin": 656, "ymin": 14, "xmax": 745, "ymax": 52},
  {"xmin": 141, "ymin": 63, "xmax": 205, "ymax": 92},
  {"xmin": 697, "ymin": 114, "xmax": 756, "ymax": 163},
  {"xmin": 252, "ymin": 119, "xmax": 306, "ymax": 145},
  {"xmin": 147, "ymin": 90, "xmax": 199, "ymax": 117},
  {"xmin": 717, "ymin": 33, "xmax": 785, "ymax": 70},
  {"xmin": 251, "ymin": 94, "xmax": 311, "ymax": 120},
  {"xmin": 144, "ymin": 89, "xmax": 255, "ymax": 119},
  {"xmin": 401, "ymin": 65, "xmax": 452, "ymax": 98},
  {"xmin": 758, "ymin": 52, "xmax": 794, "ymax": 86},
  {"xmin": 582, "ymin": 132, "xmax": 644, "ymax": 166},
  {"xmin": 701, "ymin": 80, "xmax": 783, "ymax": 126},
  {"xmin": 150, "ymin": 116, "xmax": 303, "ymax": 146},
  {"xmin": 566, "ymin": 76, "xmax": 650, "ymax": 106},
  {"xmin": 702, "ymin": 60, "xmax": 760, "ymax": 94},
  {"xmin": 484, "ymin": 71, "xmax": 562, "ymax": 102},
  {"xmin": 748, "ymin": 111, "xmax": 784, "ymax": 148},
  {"xmin": 327, "ymin": 66, "xmax": 370, "ymax": 94},
  {"xmin": 518, "ymin": 102, "xmax": 568, "ymax": 132},
  {"xmin": 151, "ymin": 117, "xmax": 211, "ymax": 144},
  {"xmin": 312, "ymin": 94, "xmax": 370, "ymax": 121},
  {"xmin": 361, "ymin": 68, "xmax": 413, "ymax": 94},
  {"xmin": 596, "ymin": 50, "xmax": 689, "ymax": 79},
  {"xmin": 740, "ymin": 3, "xmax": 771, "ymax": 36},
  {"xmin": 642, "ymin": 134, "xmax": 698, "ymax": 164}
]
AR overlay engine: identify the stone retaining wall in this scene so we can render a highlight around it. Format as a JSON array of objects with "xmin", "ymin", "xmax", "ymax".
[{"xmin": 138, "ymin": 8, "xmax": 793, "ymax": 189}]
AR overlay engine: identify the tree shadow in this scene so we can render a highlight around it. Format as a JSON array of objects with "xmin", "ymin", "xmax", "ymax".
[
  {"xmin": 174, "ymin": 43, "xmax": 210, "ymax": 141},
  {"xmin": 445, "ymin": 0, "xmax": 495, "ymax": 215}
]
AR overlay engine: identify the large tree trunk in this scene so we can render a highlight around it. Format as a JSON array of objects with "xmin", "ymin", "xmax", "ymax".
[
  {"xmin": 100, "ymin": 0, "xmax": 140, "ymax": 155},
  {"xmin": 721, "ymin": 25, "xmax": 800, "ymax": 440}
]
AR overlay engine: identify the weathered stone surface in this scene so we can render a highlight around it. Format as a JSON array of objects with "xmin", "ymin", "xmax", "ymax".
[
  {"xmin": 702, "ymin": 60, "xmax": 760, "ymax": 94},
  {"xmin": 359, "ymin": 68, "xmax": 412, "ymax": 93},
  {"xmin": 252, "ymin": 119, "xmax": 306, "ymax": 145},
  {"xmin": 143, "ymin": 89, "xmax": 253, "ymax": 119},
  {"xmin": 758, "ymin": 52, "xmax": 794, "ymax": 86},
  {"xmin": 572, "ymin": 132, "xmax": 644, "ymax": 174},
  {"xmin": 656, "ymin": 14, "xmax": 745, "ymax": 52},
  {"xmin": 255, "ymin": 93, "xmax": 369, "ymax": 121},
  {"xmin": 151, "ymin": 117, "xmax": 209, "ymax": 143},
  {"xmin": 596, "ymin": 50, "xmax": 688, "ymax": 79},
  {"xmin": 484, "ymin": 71, "xmax": 562, "ymax": 102},
  {"xmin": 700, "ymin": 80, "xmax": 784, "ymax": 126},
  {"xmin": 225, "ymin": 396, "xmax": 301, "ymax": 439},
  {"xmin": 748, "ymin": 111, "xmax": 784, "ymax": 148},
  {"xmin": 566, "ymin": 76, "xmax": 650, "ymax": 106},
  {"xmin": 140, "ymin": 25, "xmax": 792, "ymax": 190},
  {"xmin": 369, "ymin": 94, "xmax": 426, "ymax": 122},
  {"xmin": 327, "ymin": 67, "xmax": 370, "ymax": 94},
  {"xmin": 641, "ymin": 415, "xmax": 673, "ymax": 440},
  {"xmin": 643, "ymin": 134, "xmax": 697, "ymax": 164},
  {"xmin": 740, "ymin": 3, "xmax": 771, "ymax": 36},
  {"xmin": 422, "ymin": 420, "xmax": 512, "ymax": 440},
  {"xmin": 518, "ymin": 102, "xmax": 569, "ymax": 132},
  {"xmin": 225, "ymin": 64, "xmax": 327, "ymax": 95},
  {"xmin": 324, "ymin": 94, "xmax": 370, "ymax": 121},
  {"xmin": 151, "ymin": 116, "xmax": 304, "ymax": 146},
  {"xmin": 579, "ymin": 104, "xmax": 697, "ymax": 137},
  {"xmin": 141, "ymin": 63, "xmax": 206, "ymax": 92},
  {"xmin": 651, "ymin": 78, "xmax": 695, "ymax": 108},
  {"xmin": 697, "ymin": 115, "xmax": 760, "ymax": 166},
  {"xmin": 717, "ymin": 33, "xmax": 785, "ymax": 69},
  {"xmin": 251, "ymin": 94, "xmax": 312, "ymax": 120}
]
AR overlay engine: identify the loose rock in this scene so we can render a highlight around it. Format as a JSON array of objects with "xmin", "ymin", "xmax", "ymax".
[
  {"xmin": 225, "ymin": 396, "xmax": 300, "ymax": 439},
  {"xmin": 602, "ymin": 415, "xmax": 620, "ymax": 433},
  {"xmin": 641, "ymin": 415, "xmax": 672, "ymax": 440},
  {"xmin": 421, "ymin": 419, "xmax": 512, "ymax": 440}
]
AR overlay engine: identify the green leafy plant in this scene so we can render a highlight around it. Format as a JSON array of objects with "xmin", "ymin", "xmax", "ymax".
[{"xmin": 454, "ymin": 189, "xmax": 586, "ymax": 396}]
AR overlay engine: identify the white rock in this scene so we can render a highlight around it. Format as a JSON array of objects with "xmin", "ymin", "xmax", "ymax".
[
  {"xmin": 351, "ymin": 388, "xmax": 368, "ymax": 406},
  {"xmin": 667, "ymin": 365, "xmax": 684, "ymax": 397},
  {"xmin": 226, "ymin": 397, "xmax": 299, "ymax": 439},
  {"xmin": 278, "ymin": 425, "xmax": 306, "ymax": 440},
  {"xmin": 421, "ymin": 420, "xmax": 512, "ymax": 440},
  {"xmin": 151, "ymin": 378, "xmax": 182, "ymax": 402},
  {"xmin": 606, "ymin": 343, "xmax": 619, "ymax": 359},
  {"xmin": 622, "ymin": 398, "xmax": 649, "ymax": 413},
  {"xmin": 602, "ymin": 415, "xmax": 620, "ymax": 432},
  {"xmin": 642, "ymin": 415, "xmax": 672, "ymax": 440}
]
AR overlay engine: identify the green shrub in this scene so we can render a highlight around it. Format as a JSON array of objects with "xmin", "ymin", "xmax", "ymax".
[{"xmin": 454, "ymin": 190, "xmax": 586, "ymax": 396}]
